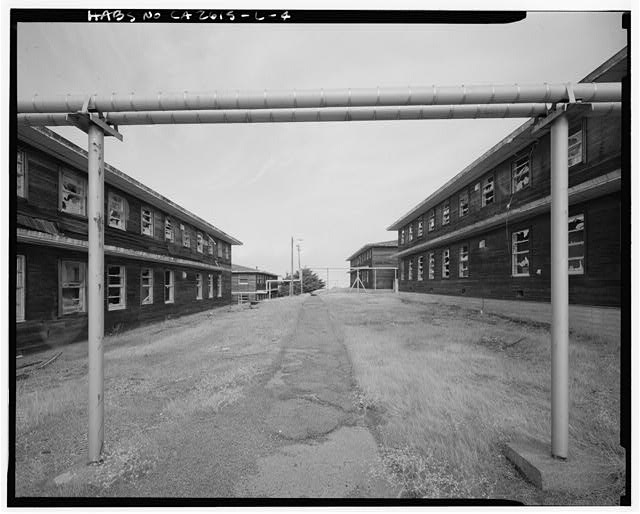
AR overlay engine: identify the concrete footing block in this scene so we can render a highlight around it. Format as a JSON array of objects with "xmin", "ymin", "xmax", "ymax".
[{"xmin": 504, "ymin": 438, "xmax": 614, "ymax": 493}]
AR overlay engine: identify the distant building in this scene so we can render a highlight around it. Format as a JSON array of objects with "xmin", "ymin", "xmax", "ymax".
[
  {"xmin": 15, "ymin": 126, "xmax": 241, "ymax": 352},
  {"xmin": 231, "ymin": 264, "xmax": 279, "ymax": 302},
  {"xmin": 387, "ymin": 48, "xmax": 626, "ymax": 306},
  {"xmin": 346, "ymin": 240, "xmax": 398, "ymax": 290}
]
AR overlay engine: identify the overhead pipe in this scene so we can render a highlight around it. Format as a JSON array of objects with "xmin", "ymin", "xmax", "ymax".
[
  {"xmin": 17, "ymin": 82, "xmax": 621, "ymax": 114},
  {"xmin": 17, "ymin": 102, "xmax": 622, "ymax": 127}
]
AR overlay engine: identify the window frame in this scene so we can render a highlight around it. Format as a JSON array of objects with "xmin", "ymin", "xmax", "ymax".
[
  {"xmin": 196, "ymin": 273, "xmax": 203, "ymax": 300},
  {"xmin": 196, "ymin": 233, "xmax": 204, "ymax": 253},
  {"xmin": 482, "ymin": 175, "xmax": 494, "ymax": 207},
  {"xmin": 408, "ymin": 259, "xmax": 413, "ymax": 281},
  {"xmin": 208, "ymin": 274, "xmax": 214, "ymax": 298},
  {"xmin": 17, "ymin": 149, "xmax": 27, "ymax": 199},
  {"xmin": 512, "ymin": 154, "xmax": 531, "ymax": 193},
  {"xmin": 442, "ymin": 201, "xmax": 450, "ymax": 226},
  {"xmin": 428, "ymin": 210, "xmax": 436, "ymax": 232},
  {"xmin": 141, "ymin": 267, "xmax": 154, "ymax": 305},
  {"xmin": 408, "ymin": 224, "xmax": 414, "ymax": 242},
  {"xmin": 459, "ymin": 244, "xmax": 469, "ymax": 278},
  {"xmin": 59, "ymin": 168, "xmax": 87, "ymax": 217},
  {"xmin": 568, "ymin": 213, "xmax": 586, "ymax": 275},
  {"xmin": 16, "ymin": 254, "xmax": 25, "ymax": 322},
  {"xmin": 417, "ymin": 255, "xmax": 424, "ymax": 281},
  {"xmin": 568, "ymin": 121, "xmax": 586, "ymax": 167},
  {"xmin": 511, "ymin": 229, "xmax": 531, "ymax": 277},
  {"xmin": 107, "ymin": 265, "xmax": 126, "ymax": 311},
  {"xmin": 165, "ymin": 217, "xmax": 174, "ymax": 242},
  {"xmin": 217, "ymin": 273, "xmax": 223, "ymax": 298},
  {"xmin": 417, "ymin": 219, "xmax": 424, "ymax": 237},
  {"xmin": 141, "ymin": 207, "xmax": 154, "ymax": 237},
  {"xmin": 442, "ymin": 249, "xmax": 450, "ymax": 279},
  {"xmin": 107, "ymin": 192, "xmax": 127, "ymax": 231},
  {"xmin": 459, "ymin": 190, "xmax": 469, "ymax": 217},
  {"xmin": 400, "ymin": 229, "xmax": 405, "ymax": 245},
  {"xmin": 59, "ymin": 260, "xmax": 87, "ymax": 316},
  {"xmin": 164, "ymin": 270, "xmax": 175, "ymax": 304},
  {"xmin": 428, "ymin": 252, "xmax": 435, "ymax": 280},
  {"xmin": 181, "ymin": 224, "xmax": 191, "ymax": 248}
]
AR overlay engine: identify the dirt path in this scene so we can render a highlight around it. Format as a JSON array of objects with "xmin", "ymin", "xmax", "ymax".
[{"xmin": 109, "ymin": 295, "xmax": 395, "ymax": 498}]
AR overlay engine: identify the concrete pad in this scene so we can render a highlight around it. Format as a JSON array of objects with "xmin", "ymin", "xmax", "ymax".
[
  {"xmin": 236, "ymin": 426, "xmax": 396, "ymax": 498},
  {"xmin": 504, "ymin": 439, "xmax": 616, "ymax": 493}
]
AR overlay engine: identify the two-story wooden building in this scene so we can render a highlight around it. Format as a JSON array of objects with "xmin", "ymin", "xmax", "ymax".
[
  {"xmin": 231, "ymin": 264, "xmax": 279, "ymax": 302},
  {"xmin": 14, "ymin": 126, "xmax": 242, "ymax": 352},
  {"xmin": 346, "ymin": 240, "xmax": 398, "ymax": 290},
  {"xmin": 387, "ymin": 47, "xmax": 626, "ymax": 307}
]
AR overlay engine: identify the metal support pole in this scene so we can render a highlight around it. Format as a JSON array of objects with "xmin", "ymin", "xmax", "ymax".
[
  {"xmin": 551, "ymin": 112, "xmax": 569, "ymax": 459},
  {"xmin": 87, "ymin": 123, "xmax": 105, "ymax": 463},
  {"xmin": 297, "ymin": 244, "xmax": 302, "ymax": 295}
]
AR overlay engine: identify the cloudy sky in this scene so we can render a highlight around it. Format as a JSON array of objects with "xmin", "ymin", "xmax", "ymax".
[{"xmin": 16, "ymin": 10, "xmax": 627, "ymax": 286}]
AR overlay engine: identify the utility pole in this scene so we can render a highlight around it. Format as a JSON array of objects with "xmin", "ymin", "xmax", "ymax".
[
  {"xmin": 290, "ymin": 237, "xmax": 293, "ymax": 296},
  {"xmin": 297, "ymin": 243, "xmax": 302, "ymax": 294}
]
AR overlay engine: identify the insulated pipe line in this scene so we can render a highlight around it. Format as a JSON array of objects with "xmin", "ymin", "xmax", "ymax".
[
  {"xmin": 17, "ymin": 102, "xmax": 622, "ymax": 127},
  {"xmin": 17, "ymin": 82, "xmax": 621, "ymax": 114}
]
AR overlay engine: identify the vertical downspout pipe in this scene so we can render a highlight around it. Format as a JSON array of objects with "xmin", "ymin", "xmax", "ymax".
[
  {"xmin": 87, "ymin": 123, "xmax": 105, "ymax": 463},
  {"xmin": 550, "ymin": 112, "xmax": 569, "ymax": 459}
]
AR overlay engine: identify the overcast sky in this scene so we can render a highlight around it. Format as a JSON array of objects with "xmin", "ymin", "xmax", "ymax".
[{"xmin": 16, "ymin": 11, "xmax": 626, "ymax": 285}]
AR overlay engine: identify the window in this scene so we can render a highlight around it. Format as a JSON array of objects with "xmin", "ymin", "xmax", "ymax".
[
  {"xmin": 428, "ymin": 210, "xmax": 435, "ymax": 232},
  {"xmin": 181, "ymin": 225, "xmax": 190, "ymax": 248},
  {"xmin": 512, "ymin": 229, "xmax": 530, "ymax": 277},
  {"xmin": 164, "ymin": 270, "xmax": 175, "ymax": 303},
  {"xmin": 165, "ymin": 217, "xmax": 174, "ymax": 242},
  {"xmin": 107, "ymin": 265, "xmax": 126, "ymax": 310},
  {"xmin": 217, "ymin": 273, "xmax": 223, "ymax": 298},
  {"xmin": 197, "ymin": 233, "xmax": 204, "ymax": 253},
  {"xmin": 418, "ymin": 256, "xmax": 424, "ymax": 281},
  {"xmin": 568, "ymin": 214, "xmax": 585, "ymax": 275},
  {"xmin": 482, "ymin": 176, "xmax": 494, "ymax": 207},
  {"xmin": 408, "ymin": 225, "xmax": 414, "ymax": 242},
  {"xmin": 208, "ymin": 274, "xmax": 214, "ymax": 298},
  {"xmin": 418, "ymin": 219, "xmax": 424, "ymax": 237},
  {"xmin": 408, "ymin": 260, "xmax": 413, "ymax": 281},
  {"xmin": 196, "ymin": 273, "xmax": 203, "ymax": 299},
  {"xmin": 141, "ymin": 207, "xmax": 154, "ymax": 237},
  {"xmin": 108, "ymin": 192, "xmax": 127, "ymax": 230},
  {"xmin": 141, "ymin": 268, "xmax": 153, "ymax": 305},
  {"xmin": 442, "ymin": 202, "xmax": 450, "ymax": 225},
  {"xmin": 224, "ymin": 244, "xmax": 230, "ymax": 260},
  {"xmin": 208, "ymin": 236, "xmax": 215, "ymax": 256},
  {"xmin": 512, "ymin": 155, "xmax": 531, "ymax": 193},
  {"xmin": 459, "ymin": 190, "xmax": 469, "ymax": 217},
  {"xmin": 239, "ymin": 277, "xmax": 249, "ymax": 286},
  {"xmin": 568, "ymin": 125, "xmax": 584, "ymax": 167},
  {"xmin": 459, "ymin": 244, "xmax": 469, "ymax": 278},
  {"xmin": 60, "ymin": 169, "xmax": 87, "ymax": 216},
  {"xmin": 400, "ymin": 260, "xmax": 405, "ymax": 281},
  {"xmin": 428, "ymin": 252, "xmax": 435, "ymax": 280},
  {"xmin": 16, "ymin": 255, "xmax": 25, "ymax": 322},
  {"xmin": 17, "ymin": 150, "xmax": 27, "ymax": 198},
  {"xmin": 442, "ymin": 249, "xmax": 450, "ymax": 278},
  {"xmin": 60, "ymin": 260, "xmax": 86, "ymax": 315},
  {"xmin": 400, "ymin": 229, "xmax": 405, "ymax": 245},
  {"xmin": 217, "ymin": 242, "xmax": 223, "ymax": 258}
]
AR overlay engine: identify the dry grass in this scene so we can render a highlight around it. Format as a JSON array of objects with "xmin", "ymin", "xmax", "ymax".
[
  {"xmin": 324, "ymin": 291, "xmax": 624, "ymax": 504},
  {"xmin": 14, "ymin": 298, "xmax": 302, "ymax": 497}
]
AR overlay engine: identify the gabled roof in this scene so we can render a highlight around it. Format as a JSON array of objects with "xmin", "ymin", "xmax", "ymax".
[
  {"xmin": 386, "ymin": 46, "xmax": 627, "ymax": 232},
  {"xmin": 232, "ymin": 264, "xmax": 278, "ymax": 277},
  {"xmin": 17, "ymin": 125, "xmax": 242, "ymax": 246},
  {"xmin": 345, "ymin": 239, "xmax": 398, "ymax": 262}
]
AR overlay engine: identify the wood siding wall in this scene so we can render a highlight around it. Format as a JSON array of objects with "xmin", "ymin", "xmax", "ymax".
[
  {"xmin": 17, "ymin": 142, "xmax": 232, "ymax": 268},
  {"xmin": 349, "ymin": 246, "xmax": 398, "ymax": 289},
  {"xmin": 395, "ymin": 113, "xmax": 622, "ymax": 307},
  {"xmin": 399, "ymin": 194, "xmax": 621, "ymax": 307},
  {"xmin": 15, "ymin": 244, "xmax": 233, "ymax": 352}
]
